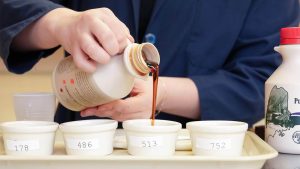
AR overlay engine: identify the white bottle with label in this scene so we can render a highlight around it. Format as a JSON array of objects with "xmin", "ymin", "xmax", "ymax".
[
  {"xmin": 265, "ymin": 27, "xmax": 300, "ymax": 154},
  {"xmin": 52, "ymin": 43, "xmax": 160, "ymax": 111}
]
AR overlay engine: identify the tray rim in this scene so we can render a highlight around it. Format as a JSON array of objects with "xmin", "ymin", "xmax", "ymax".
[{"xmin": 0, "ymin": 131, "xmax": 278, "ymax": 162}]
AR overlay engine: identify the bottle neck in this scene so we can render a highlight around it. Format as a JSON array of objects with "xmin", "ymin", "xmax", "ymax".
[
  {"xmin": 275, "ymin": 45, "xmax": 300, "ymax": 64},
  {"xmin": 124, "ymin": 43, "xmax": 160, "ymax": 79},
  {"xmin": 130, "ymin": 44, "xmax": 151, "ymax": 76}
]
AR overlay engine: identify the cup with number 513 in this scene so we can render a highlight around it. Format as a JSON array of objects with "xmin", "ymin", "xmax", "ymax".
[{"xmin": 122, "ymin": 119, "xmax": 182, "ymax": 156}]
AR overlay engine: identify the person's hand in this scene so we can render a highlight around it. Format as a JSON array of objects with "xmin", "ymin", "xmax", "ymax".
[
  {"xmin": 46, "ymin": 8, "xmax": 134, "ymax": 72},
  {"xmin": 81, "ymin": 77, "xmax": 163, "ymax": 121}
]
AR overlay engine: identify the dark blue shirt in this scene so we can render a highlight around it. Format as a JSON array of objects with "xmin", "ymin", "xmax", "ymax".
[{"xmin": 1, "ymin": 0, "xmax": 299, "ymax": 127}]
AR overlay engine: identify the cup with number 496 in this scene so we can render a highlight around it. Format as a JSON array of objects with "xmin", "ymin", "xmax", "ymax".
[
  {"xmin": 122, "ymin": 119, "xmax": 182, "ymax": 156},
  {"xmin": 187, "ymin": 121, "xmax": 248, "ymax": 156}
]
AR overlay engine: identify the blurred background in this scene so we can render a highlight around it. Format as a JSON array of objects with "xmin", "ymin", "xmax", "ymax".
[{"xmin": 0, "ymin": 48, "xmax": 63, "ymax": 121}]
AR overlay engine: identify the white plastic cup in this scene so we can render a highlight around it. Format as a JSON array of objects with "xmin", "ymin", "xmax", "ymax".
[
  {"xmin": 187, "ymin": 120, "xmax": 248, "ymax": 156},
  {"xmin": 13, "ymin": 92, "xmax": 56, "ymax": 121},
  {"xmin": 1, "ymin": 121, "xmax": 58, "ymax": 155},
  {"xmin": 122, "ymin": 119, "xmax": 182, "ymax": 156},
  {"xmin": 59, "ymin": 119, "xmax": 118, "ymax": 155}
]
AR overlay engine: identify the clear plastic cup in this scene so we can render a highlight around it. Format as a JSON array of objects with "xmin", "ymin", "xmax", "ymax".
[{"xmin": 13, "ymin": 92, "xmax": 56, "ymax": 121}]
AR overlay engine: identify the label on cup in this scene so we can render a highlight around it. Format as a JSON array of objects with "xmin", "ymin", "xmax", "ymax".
[
  {"xmin": 6, "ymin": 139, "xmax": 40, "ymax": 152},
  {"xmin": 196, "ymin": 138, "xmax": 232, "ymax": 151},
  {"xmin": 128, "ymin": 136, "xmax": 163, "ymax": 148},
  {"xmin": 66, "ymin": 138, "xmax": 100, "ymax": 150}
]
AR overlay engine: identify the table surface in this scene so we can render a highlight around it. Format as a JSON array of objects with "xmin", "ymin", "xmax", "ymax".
[{"xmin": 263, "ymin": 153, "xmax": 300, "ymax": 169}]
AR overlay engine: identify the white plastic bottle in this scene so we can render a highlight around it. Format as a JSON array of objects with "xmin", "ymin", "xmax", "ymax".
[
  {"xmin": 52, "ymin": 43, "xmax": 160, "ymax": 111},
  {"xmin": 265, "ymin": 27, "xmax": 300, "ymax": 154}
]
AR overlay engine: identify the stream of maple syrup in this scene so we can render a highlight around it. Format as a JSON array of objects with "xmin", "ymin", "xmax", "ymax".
[{"xmin": 147, "ymin": 62, "xmax": 159, "ymax": 126}]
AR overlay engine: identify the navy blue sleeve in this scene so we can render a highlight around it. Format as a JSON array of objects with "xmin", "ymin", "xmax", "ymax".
[
  {"xmin": 190, "ymin": 0, "xmax": 300, "ymax": 126},
  {"xmin": 0, "ymin": 0, "xmax": 63, "ymax": 74}
]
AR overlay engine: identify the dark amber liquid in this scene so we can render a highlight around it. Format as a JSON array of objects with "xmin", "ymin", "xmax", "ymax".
[{"xmin": 147, "ymin": 62, "xmax": 159, "ymax": 126}]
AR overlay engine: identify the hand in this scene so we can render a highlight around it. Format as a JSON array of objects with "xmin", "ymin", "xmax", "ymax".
[
  {"xmin": 47, "ymin": 8, "xmax": 134, "ymax": 72},
  {"xmin": 81, "ymin": 77, "xmax": 163, "ymax": 121}
]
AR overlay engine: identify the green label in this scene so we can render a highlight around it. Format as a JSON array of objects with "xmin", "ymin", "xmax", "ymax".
[{"xmin": 266, "ymin": 85, "xmax": 295, "ymax": 128}]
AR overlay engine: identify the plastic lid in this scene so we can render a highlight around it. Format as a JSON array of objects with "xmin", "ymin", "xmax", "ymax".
[{"xmin": 280, "ymin": 27, "xmax": 300, "ymax": 45}]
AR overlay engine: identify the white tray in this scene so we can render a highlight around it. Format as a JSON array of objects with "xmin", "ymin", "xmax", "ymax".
[{"xmin": 0, "ymin": 130, "xmax": 277, "ymax": 169}]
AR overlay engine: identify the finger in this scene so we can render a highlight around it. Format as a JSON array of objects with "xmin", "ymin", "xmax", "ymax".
[
  {"xmin": 102, "ymin": 96, "xmax": 152, "ymax": 120},
  {"xmin": 127, "ymin": 35, "xmax": 135, "ymax": 43},
  {"xmin": 113, "ymin": 20, "xmax": 133, "ymax": 52},
  {"xmin": 72, "ymin": 44, "xmax": 97, "ymax": 72},
  {"xmin": 81, "ymin": 105, "xmax": 115, "ymax": 118},
  {"xmin": 95, "ymin": 110, "xmax": 115, "ymax": 118},
  {"xmin": 81, "ymin": 103, "xmax": 114, "ymax": 117},
  {"xmin": 84, "ymin": 97, "xmax": 151, "ymax": 121},
  {"xmin": 106, "ymin": 97, "xmax": 148, "ymax": 115},
  {"xmin": 99, "ymin": 8, "xmax": 131, "ymax": 36},
  {"xmin": 79, "ymin": 33, "xmax": 110, "ymax": 64},
  {"xmin": 99, "ymin": 13, "xmax": 132, "ymax": 53},
  {"xmin": 112, "ymin": 111, "xmax": 150, "ymax": 122},
  {"xmin": 89, "ymin": 19, "xmax": 119, "ymax": 56},
  {"xmin": 119, "ymin": 21, "xmax": 135, "ymax": 43},
  {"xmin": 91, "ymin": 100, "xmax": 119, "ymax": 117},
  {"xmin": 81, "ymin": 107, "xmax": 98, "ymax": 117}
]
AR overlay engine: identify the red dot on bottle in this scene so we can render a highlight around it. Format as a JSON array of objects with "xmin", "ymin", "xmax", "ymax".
[
  {"xmin": 63, "ymin": 80, "xmax": 66, "ymax": 84},
  {"xmin": 70, "ymin": 79, "xmax": 75, "ymax": 84}
]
